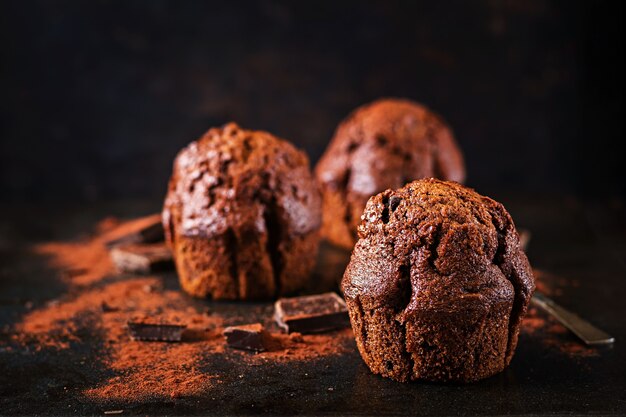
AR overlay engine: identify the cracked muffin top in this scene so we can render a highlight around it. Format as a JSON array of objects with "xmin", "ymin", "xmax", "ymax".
[
  {"xmin": 163, "ymin": 122, "xmax": 321, "ymax": 242},
  {"xmin": 342, "ymin": 179, "xmax": 534, "ymax": 318},
  {"xmin": 316, "ymin": 98, "xmax": 465, "ymax": 211}
]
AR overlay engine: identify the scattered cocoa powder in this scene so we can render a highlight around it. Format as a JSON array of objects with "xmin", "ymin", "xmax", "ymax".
[
  {"xmin": 521, "ymin": 306, "xmax": 598, "ymax": 358},
  {"xmin": 520, "ymin": 313, "xmax": 547, "ymax": 336},
  {"xmin": 6, "ymin": 216, "xmax": 601, "ymax": 404},
  {"xmin": 533, "ymin": 268, "xmax": 580, "ymax": 297},
  {"xmin": 10, "ymin": 216, "xmax": 353, "ymax": 403},
  {"xmin": 522, "ymin": 269, "xmax": 597, "ymax": 357}
]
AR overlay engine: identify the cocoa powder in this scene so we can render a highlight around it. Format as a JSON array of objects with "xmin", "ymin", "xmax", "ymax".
[
  {"xmin": 10, "ymin": 217, "xmax": 353, "ymax": 402},
  {"xmin": 521, "ymin": 306, "xmax": 598, "ymax": 358},
  {"xmin": 513, "ymin": 239, "xmax": 589, "ymax": 356},
  {"xmin": 8, "ymin": 217, "xmax": 597, "ymax": 403},
  {"xmin": 521, "ymin": 269, "xmax": 597, "ymax": 357}
]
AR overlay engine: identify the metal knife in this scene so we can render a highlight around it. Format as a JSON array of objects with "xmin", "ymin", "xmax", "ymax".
[{"xmin": 531, "ymin": 292, "xmax": 615, "ymax": 346}]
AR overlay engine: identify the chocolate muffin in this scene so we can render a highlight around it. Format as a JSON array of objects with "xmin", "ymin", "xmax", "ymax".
[
  {"xmin": 315, "ymin": 98, "xmax": 465, "ymax": 249},
  {"xmin": 163, "ymin": 123, "xmax": 322, "ymax": 300},
  {"xmin": 342, "ymin": 179, "xmax": 534, "ymax": 382}
]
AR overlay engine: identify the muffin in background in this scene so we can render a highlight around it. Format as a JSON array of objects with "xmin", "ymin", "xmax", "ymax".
[
  {"xmin": 315, "ymin": 98, "xmax": 465, "ymax": 250},
  {"xmin": 342, "ymin": 179, "xmax": 534, "ymax": 383},
  {"xmin": 163, "ymin": 123, "xmax": 322, "ymax": 300}
]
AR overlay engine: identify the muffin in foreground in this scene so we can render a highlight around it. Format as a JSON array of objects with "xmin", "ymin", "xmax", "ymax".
[
  {"xmin": 315, "ymin": 98, "xmax": 465, "ymax": 250},
  {"xmin": 163, "ymin": 123, "xmax": 322, "ymax": 300},
  {"xmin": 341, "ymin": 179, "xmax": 535, "ymax": 382}
]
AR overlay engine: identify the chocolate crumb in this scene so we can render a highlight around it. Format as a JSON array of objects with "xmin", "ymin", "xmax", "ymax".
[
  {"xmin": 143, "ymin": 284, "xmax": 160, "ymax": 293},
  {"xmin": 100, "ymin": 302, "xmax": 118, "ymax": 313},
  {"xmin": 288, "ymin": 332, "xmax": 304, "ymax": 343}
]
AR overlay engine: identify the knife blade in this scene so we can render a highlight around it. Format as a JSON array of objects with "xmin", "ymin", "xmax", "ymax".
[{"xmin": 531, "ymin": 292, "xmax": 615, "ymax": 346}]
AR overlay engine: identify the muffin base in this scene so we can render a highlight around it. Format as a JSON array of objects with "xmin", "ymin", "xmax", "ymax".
[
  {"xmin": 172, "ymin": 230, "xmax": 319, "ymax": 300},
  {"xmin": 345, "ymin": 294, "xmax": 514, "ymax": 383}
]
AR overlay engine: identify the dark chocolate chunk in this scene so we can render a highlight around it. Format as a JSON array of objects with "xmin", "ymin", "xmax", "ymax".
[
  {"xmin": 274, "ymin": 292, "xmax": 350, "ymax": 334},
  {"xmin": 110, "ymin": 243, "xmax": 173, "ymax": 274},
  {"xmin": 127, "ymin": 321, "xmax": 186, "ymax": 342},
  {"xmin": 104, "ymin": 214, "xmax": 164, "ymax": 248},
  {"xmin": 223, "ymin": 323, "xmax": 267, "ymax": 352}
]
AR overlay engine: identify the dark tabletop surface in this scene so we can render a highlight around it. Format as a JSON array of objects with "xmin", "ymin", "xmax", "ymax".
[{"xmin": 0, "ymin": 195, "xmax": 625, "ymax": 416}]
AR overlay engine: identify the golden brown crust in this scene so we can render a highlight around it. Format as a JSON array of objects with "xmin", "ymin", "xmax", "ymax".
[
  {"xmin": 315, "ymin": 98, "xmax": 465, "ymax": 249},
  {"xmin": 341, "ymin": 179, "xmax": 535, "ymax": 382},
  {"xmin": 163, "ymin": 123, "xmax": 322, "ymax": 300}
]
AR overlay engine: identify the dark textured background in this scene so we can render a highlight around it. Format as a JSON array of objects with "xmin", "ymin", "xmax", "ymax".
[
  {"xmin": 1, "ymin": 0, "xmax": 624, "ymax": 203},
  {"xmin": 1, "ymin": 3, "xmax": 626, "ymax": 415}
]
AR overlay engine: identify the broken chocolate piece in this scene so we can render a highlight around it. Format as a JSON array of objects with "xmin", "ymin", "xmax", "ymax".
[
  {"xmin": 127, "ymin": 321, "xmax": 186, "ymax": 342},
  {"xmin": 110, "ymin": 243, "xmax": 173, "ymax": 274},
  {"xmin": 274, "ymin": 292, "xmax": 349, "ymax": 334},
  {"xmin": 223, "ymin": 323, "xmax": 268, "ymax": 352},
  {"xmin": 104, "ymin": 214, "xmax": 164, "ymax": 248}
]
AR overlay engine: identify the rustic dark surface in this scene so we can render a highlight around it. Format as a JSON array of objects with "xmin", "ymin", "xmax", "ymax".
[
  {"xmin": 0, "ymin": 196, "xmax": 624, "ymax": 415},
  {"xmin": 1, "ymin": 2, "xmax": 624, "ymax": 414}
]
